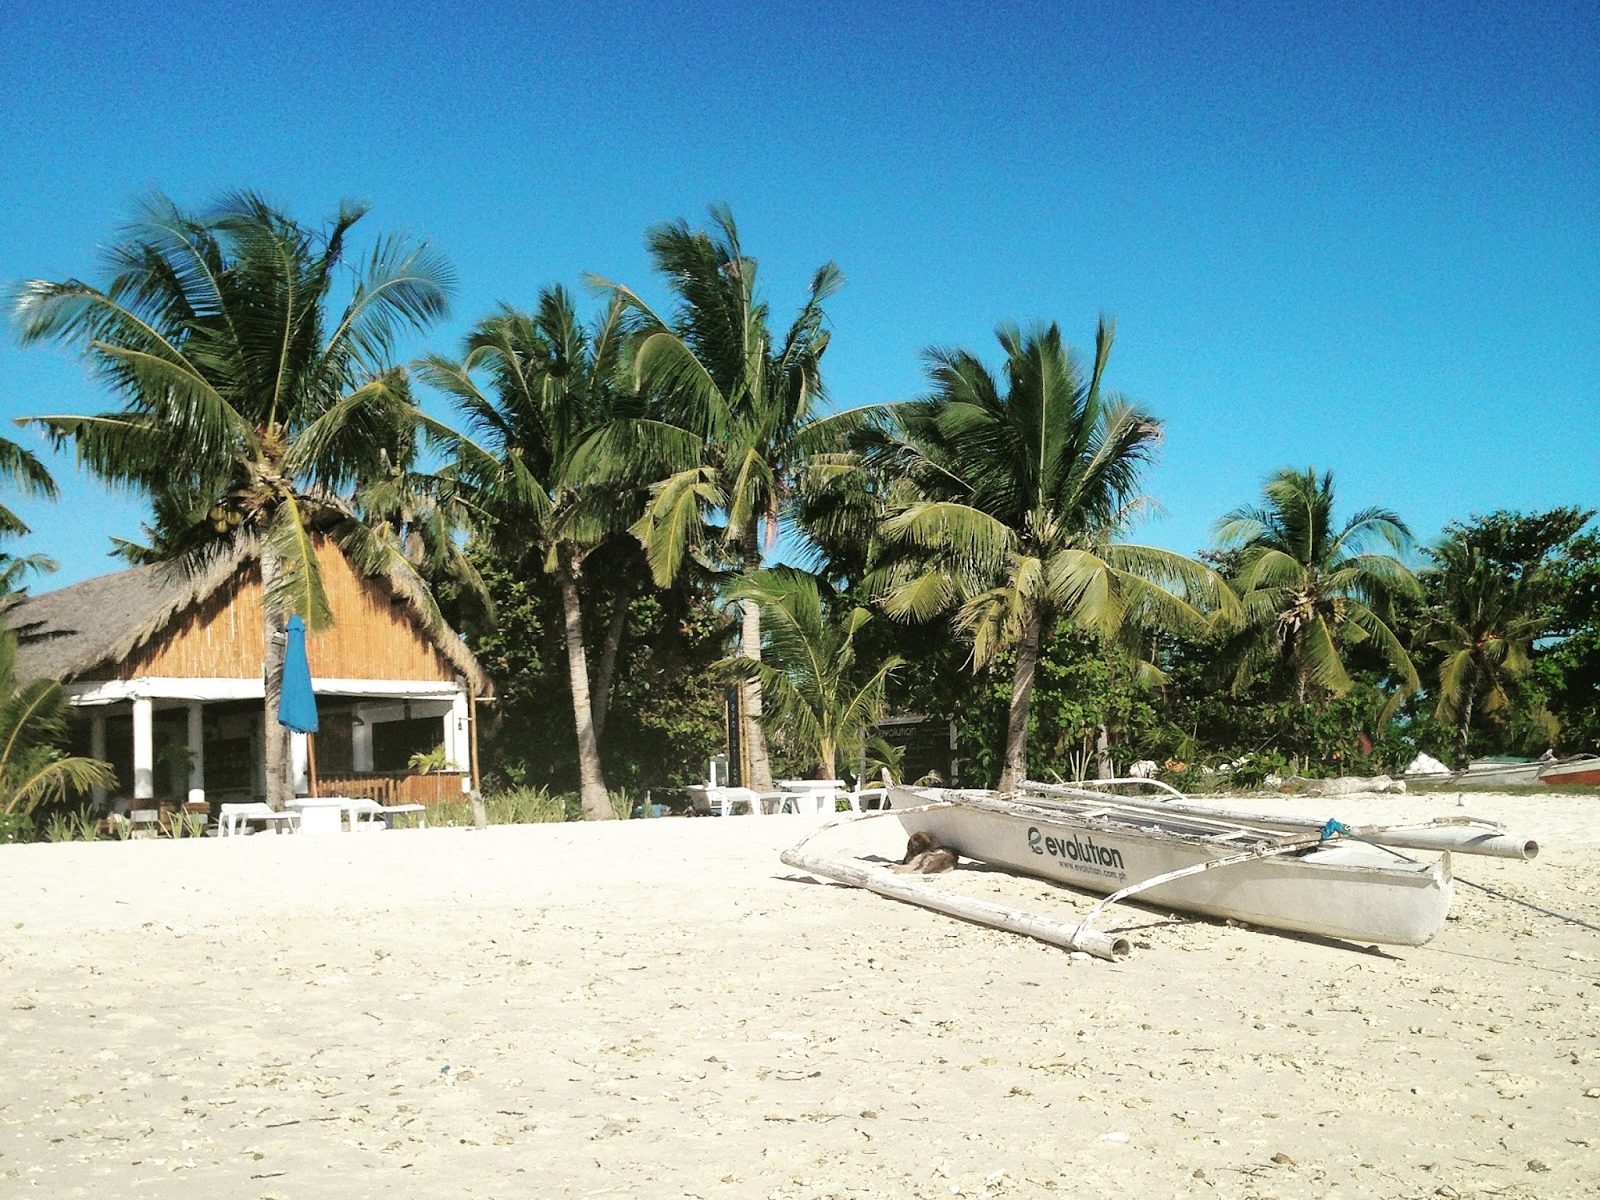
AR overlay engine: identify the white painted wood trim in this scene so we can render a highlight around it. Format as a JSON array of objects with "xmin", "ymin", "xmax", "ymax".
[{"xmin": 66, "ymin": 677, "xmax": 463, "ymax": 705}]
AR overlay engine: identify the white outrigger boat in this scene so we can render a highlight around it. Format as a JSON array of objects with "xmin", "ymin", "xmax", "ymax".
[{"xmin": 782, "ymin": 778, "xmax": 1538, "ymax": 959}]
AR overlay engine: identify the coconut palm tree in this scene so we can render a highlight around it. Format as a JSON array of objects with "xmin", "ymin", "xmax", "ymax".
[
  {"xmin": 416, "ymin": 286, "xmax": 645, "ymax": 820},
  {"xmin": 1423, "ymin": 533, "xmax": 1552, "ymax": 762},
  {"xmin": 0, "ymin": 628, "xmax": 115, "ymax": 816},
  {"xmin": 590, "ymin": 204, "xmax": 848, "ymax": 790},
  {"xmin": 13, "ymin": 193, "xmax": 453, "ymax": 808},
  {"xmin": 0, "ymin": 436, "xmax": 57, "ymax": 537},
  {"xmin": 723, "ymin": 568, "xmax": 901, "ymax": 780},
  {"xmin": 0, "ymin": 550, "xmax": 56, "ymax": 598},
  {"xmin": 1216, "ymin": 467, "xmax": 1420, "ymax": 703},
  {"xmin": 872, "ymin": 320, "xmax": 1229, "ymax": 792}
]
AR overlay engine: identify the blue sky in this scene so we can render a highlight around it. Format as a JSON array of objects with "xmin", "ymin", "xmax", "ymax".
[{"xmin": 2, "ymin": 0, "xmax": 1595, "ymax": 586}]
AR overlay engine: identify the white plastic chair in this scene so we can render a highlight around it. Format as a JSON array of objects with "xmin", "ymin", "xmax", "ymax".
[
  {"xmin": 217, "ymin": 802, "xmax": 299, "ymax": 836},
  {"xmin": 341, "ymin": 798, "xmax": 389, "ymax": 831},
  {"xmin": 687, "ymin": 785, "xmax": 767, "ymax": 816}
]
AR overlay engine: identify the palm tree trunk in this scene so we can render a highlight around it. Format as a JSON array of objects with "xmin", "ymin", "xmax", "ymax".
[
  {"xmin": 818, "ymin": 739, "xmax": 836, "ymax": 781},
  {"xmin": 558, "ymin": 558, "xmax": 613, "ymax": 820},
  {"xmin": 739, "ymin": 533, "xmax": 775, "ymax": 791},
  {"xmin": 1455, "ymin": 688, "xmax": 1475, "ymax": 766},
  {"xmin": 591, "ymin": 576, "xmax": 634, "ymax": 744},
  {"xmin": 998, "ymin": 605, "xmax": 1044, "ymax": 793},
  {"xmin": 1095, "ymin": 724, "xmax": 1114, "ymax": 780},
  {"xmin": 261, "ymin": 547, "xmax": 292, "ymax": 811}
]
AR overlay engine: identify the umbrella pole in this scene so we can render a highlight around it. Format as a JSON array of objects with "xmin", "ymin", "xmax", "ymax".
[{"xmin": 307, "ymin": 734, "xmax": 319, "ymax": 798}]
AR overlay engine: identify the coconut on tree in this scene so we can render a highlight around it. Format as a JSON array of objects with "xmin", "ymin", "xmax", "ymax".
[
  {"xmin": 13, "ymin": 193, "xmax": 453, "ymax": 809},
  {"xmin": 1216, "ymin": 467, "xmax": 1420, "ymax": 705},
  {"xmin": 591, "ymin": 205, "xmax": 850, "ymax": 791},
  {"xmin": 871, "ymin": 320, "xmax": 1230, "ymax": 792}
]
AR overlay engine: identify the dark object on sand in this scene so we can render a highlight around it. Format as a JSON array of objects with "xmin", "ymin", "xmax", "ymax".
[{"xmin": 898, "ymin": 830, "xmax": 958, "ymax": 874}]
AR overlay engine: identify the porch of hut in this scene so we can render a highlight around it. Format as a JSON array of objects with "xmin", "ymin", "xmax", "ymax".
[{"xmin": 68, "ymin": 686, "xmax": 474, "ymax": 815}]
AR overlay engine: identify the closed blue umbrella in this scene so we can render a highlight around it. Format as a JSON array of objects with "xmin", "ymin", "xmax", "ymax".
[
  {"xmin": 278, "ymin": 614, "xmax": 320, "ymax": 799},
  {"xmin": 277, "ymin": 615, "xmax": 320, "ymax": 734}
]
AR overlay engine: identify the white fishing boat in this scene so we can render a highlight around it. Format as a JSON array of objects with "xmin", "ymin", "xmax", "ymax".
[
  {"xmin": 1453, "ymin": 757, "xmax": 1546, "ymax": 786},
  {"xmin": 868, "ymin": 782, "xmax": 1536, "ymax": 948}
]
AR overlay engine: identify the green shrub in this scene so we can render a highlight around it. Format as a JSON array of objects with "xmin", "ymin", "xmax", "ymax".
[
  {"xmin": 166, "ymin": 811, "xmax": 206, "ymax": 838},
  {"xmin": 484, "ymin": 785, "xmax": 567, "ymax": 824},
  {"xmin": 609, "ymin": 788, "xmax": 637, "ymax": 820}
]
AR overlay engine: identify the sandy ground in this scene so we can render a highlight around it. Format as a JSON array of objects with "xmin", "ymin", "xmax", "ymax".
[{"xmin": 1, "ymin": 790, "xmax": 1597, "ymax": 1200}]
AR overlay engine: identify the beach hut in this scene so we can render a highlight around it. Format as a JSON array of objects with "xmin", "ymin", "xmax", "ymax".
[{"xmin": 1, "ymin": 541, "xmax": 491, "ymax": 817}]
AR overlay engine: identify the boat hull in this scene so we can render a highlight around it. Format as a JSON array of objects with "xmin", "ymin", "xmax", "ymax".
[
  {"xmin": 1538, "ymin": 757, "xmax": 1600, "ymax": 787},
  {"xmin": 889, "ymin": 790, "xmax": 1453, "ymax": 947},
  {"xmin": 1455, "ymin": 762, "xmax": 1546, "ymax": 786}
]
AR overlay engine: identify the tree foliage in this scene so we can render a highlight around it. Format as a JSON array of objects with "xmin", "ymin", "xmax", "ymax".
[
  {"xmin": 1217, "ymin": 467, "xmax": 1420, "ymax": 702},
  {"xmin": 723, "ymin": 568, "xmax": 901, "ymax": 778},
  {"xmin": 0, "ymin": 628, "xmax": 115, "ymax": 815},
  {"xmin": 869, "ymin": 320, "xmax": 1229, "ymax": 788}
]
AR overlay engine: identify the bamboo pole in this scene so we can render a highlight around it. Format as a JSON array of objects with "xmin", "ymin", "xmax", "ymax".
[
  {"xmin": 780, "ymin": 849, "xmax": 1131, "ymax": 961},
  {"xmin": 1021, "ymin": 780, "xmax": 1539, "ymax": 861}
]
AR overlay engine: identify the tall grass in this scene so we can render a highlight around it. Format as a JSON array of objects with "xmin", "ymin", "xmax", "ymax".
[{"xmin": 431, "ymin": 785, "xmax": 641, "ymax": 827}]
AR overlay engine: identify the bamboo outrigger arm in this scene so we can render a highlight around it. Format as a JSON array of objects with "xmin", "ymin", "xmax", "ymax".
[{"xmin": 780, "ymin": 847, "xmax": 1132, "ymax": 960}]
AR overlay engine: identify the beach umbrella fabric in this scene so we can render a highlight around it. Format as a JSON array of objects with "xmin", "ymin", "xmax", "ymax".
[{"xmin": 277, "ymin": 614, "xmax": 319, "ymax": 734}]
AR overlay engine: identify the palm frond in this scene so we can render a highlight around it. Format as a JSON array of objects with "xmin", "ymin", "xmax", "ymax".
[{"xmin": 262, "ymin": 495, "xmax": 331, "ymax": 628}]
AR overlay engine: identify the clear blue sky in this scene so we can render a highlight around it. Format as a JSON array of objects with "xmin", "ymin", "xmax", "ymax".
[{"xmin": 2, "ymin": 0, "xmax": 1595, "ymax": 586}]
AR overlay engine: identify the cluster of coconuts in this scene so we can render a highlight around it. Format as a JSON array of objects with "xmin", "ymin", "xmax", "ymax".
[{"xmin": 208, "ymin": 505, "xmax": 245, "ymax": 534}]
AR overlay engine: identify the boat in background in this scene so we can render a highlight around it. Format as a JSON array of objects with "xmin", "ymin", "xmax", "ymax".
[
  {"xmin": 1453, "ymin": 757, "xmax": 1547, "ymax": 786},
  {"xmin": 1538, "ymin": 754, "xmax": 1600, "ymax": 788}
]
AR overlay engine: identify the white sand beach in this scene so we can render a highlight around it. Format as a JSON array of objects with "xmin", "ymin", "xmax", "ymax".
[{"xmin": 2, "ymin": 790, "xmax": 1597, "ymax": 1199}]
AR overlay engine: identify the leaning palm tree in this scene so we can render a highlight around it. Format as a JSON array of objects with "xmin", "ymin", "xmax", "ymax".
[
  {"xmin": 1216, "ymin": 468, "xmax": 1421, "ymax": 704},
  {"xmin": 723, "ymin": 568, "xmax": 901, "ymax": 780},
  {"xmin": 417, "ymin": 286, "xmax": 642, "ymax": 820},
  {"xmin": 0, "ymin": 627, "xmax": 115, "ymax": 816},
  {"xmin": 873, "ymin": 320, "xmax": 1229, "ymax": 792},
  {"xmin": 590, "ymin": 205, "xmax": 848, "ymax": 790},
  {"xmin": 12, "ymin": 193, "xmax": 453, "ymax": 808},
  {"xmin": 1423, "ymin": 533, "xmax": 1550, "ymax": 762}
]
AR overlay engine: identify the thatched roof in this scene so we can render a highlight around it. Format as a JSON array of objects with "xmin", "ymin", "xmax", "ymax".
[{"xmin": 2, "ymin": 544, "xmax": 491, "ymax": 694}]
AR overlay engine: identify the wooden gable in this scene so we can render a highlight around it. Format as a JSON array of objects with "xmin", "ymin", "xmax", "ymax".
[{"xmin": 114, "ymin": 545, "xmax": 457, "ymax": 683}]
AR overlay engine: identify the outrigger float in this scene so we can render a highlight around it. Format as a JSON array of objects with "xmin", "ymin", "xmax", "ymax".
[{"xmin": 780, "ymin": 779, "xmax": 1538, "ymax": 960}]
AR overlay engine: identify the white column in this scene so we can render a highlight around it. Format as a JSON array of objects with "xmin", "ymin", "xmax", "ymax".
[
  {"xmin": 352, "ymin": 710, "xmax": 374, "ymax": 772},
  {"xmin": 186, "ymin": 703, "xmax": 206, "ymax": 807},
  {"xmin": 90, "ymin": 714, "xmax": 108, "ymax": 805},
  {"xmin": 447, "ymin": 691, "xmax": 469, "ymax": 769},
  {"xmin": 290, "ymin": 732, "xmax": 309, "ymax": 795},
  {"xmin": 131, "ymin": 697, "xmax": 154, "ymax": 802}
]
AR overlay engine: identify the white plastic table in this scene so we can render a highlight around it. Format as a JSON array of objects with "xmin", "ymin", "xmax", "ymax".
[{"xmin": 286, "ymin": 796, "xmax": 361, "ymax": 835}]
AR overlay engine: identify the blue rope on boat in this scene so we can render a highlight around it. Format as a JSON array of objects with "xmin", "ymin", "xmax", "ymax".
[{"xmin": 1319, "ymin": 818, "xmax": 1353, "ymax": 841}]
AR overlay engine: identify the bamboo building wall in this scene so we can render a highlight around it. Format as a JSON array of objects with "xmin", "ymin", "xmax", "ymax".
[{"xmin": 111, "ymin": 546, "xmax": 457, "ymax": 683}]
